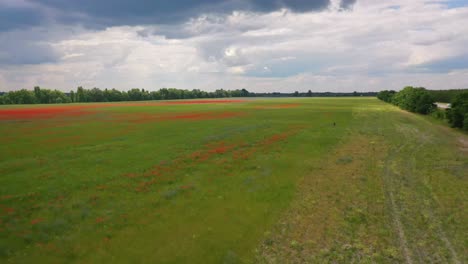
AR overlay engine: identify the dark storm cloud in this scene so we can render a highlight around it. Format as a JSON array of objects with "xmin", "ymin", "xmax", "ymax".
[
  {"xmin": 37, "ymin": 0, "xmax": 331, "ymax": 19},
  {"xmin": 0, "ymin": 0, "xmax": 349, "ymax": 31},
  {"xmin": 0, "ymin": 0, "xmax": 357, "ymax": 65},
  {"xmin": 0, "ymin": 6, "xmax": 44, "ymax": 32},
  {"xmin": 0, "ymin": 28, "xmax": 62, "ymax": 65},
  {"xmin": 0, "ymin": 41, "xmax": 58, "ymax": 65}
]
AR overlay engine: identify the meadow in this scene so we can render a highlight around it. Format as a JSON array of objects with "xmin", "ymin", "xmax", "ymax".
[{"xmin": 0, "ymin": 98, "xmax": 466, "ymax": 263}]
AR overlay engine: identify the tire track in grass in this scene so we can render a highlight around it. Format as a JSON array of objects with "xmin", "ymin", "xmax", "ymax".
[
  {"xmin": 382, "ymin": 143, "xmax": 413, "ymax": 264},
  {"xmin": 421, "ymin": 187, "xmax": 461, "ymax": 264},
  {"xmin": 356, "ymin": 108, "xmax": 414, "ymax": 263},
  {"xmin": 404, "ymin": 140, "xmax": 461, "ymax": 264},
  {"xmin": 385, "ymin": 124, "xmax": 462, "ymax": 263},
  {"xmin": 256, "ymin": 135, "xmax": 393, "ymax": 263}
]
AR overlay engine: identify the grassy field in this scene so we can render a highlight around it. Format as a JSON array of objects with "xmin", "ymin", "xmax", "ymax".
[{"xmin": 0, "ymin": 98, "xmax": 466, "ymax": 263}]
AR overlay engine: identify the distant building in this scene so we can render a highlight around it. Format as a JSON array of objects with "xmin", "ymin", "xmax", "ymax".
[{"xmin": 435, "ymin": 102, "xmax": 451, "ymax": 109}]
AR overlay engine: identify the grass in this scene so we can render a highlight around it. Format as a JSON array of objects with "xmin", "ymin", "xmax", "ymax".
[{"xmin": 0, "ymin": 98, "xmax": 466, "ymax": 263}]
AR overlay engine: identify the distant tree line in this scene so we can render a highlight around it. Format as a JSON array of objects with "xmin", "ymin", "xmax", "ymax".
[
  {"xmin": 428, "ymin": 89, "xmax": 468, "ymax": 103},
  {"xmin": 0, "ymin": 87, "xmax": 70, "ymax": 104},
  {"xmin": 253, "ymin": 90, "xmax": 377, "ymax": 97},
  {"xmin": 0, "ymin": 87, "xmax": 251, "ymax": 105},
  {"xmin": 377, "ymin": 86, "xmax": 468, "ymax": 131},
  {"xmin": 0, "ymin": 87, "xmax": 376, "ymax": 105}
]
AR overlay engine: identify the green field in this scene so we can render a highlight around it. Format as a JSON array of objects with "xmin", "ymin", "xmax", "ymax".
[{"xmin": 0, "ymin": 98, "xmax": 466, "ymax": 263}]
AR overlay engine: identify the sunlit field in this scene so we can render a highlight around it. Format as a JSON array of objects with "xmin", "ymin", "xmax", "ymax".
[{"xmin": 0, "ymin": 98, "xmax": 466, "ymax": 263}]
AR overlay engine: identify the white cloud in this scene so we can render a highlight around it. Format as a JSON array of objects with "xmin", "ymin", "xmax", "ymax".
[{"xmin": 1, "ymin": 0, "xmax": 468, "ymax": 92}]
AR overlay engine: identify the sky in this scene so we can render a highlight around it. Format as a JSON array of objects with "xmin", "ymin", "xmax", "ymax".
[{"xmin": 0, "ymin": 0, "xmax": 467, "ymax": 92}]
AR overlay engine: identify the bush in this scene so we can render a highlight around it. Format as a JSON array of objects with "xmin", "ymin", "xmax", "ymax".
[
  {"xmin": 377, "ymin": 90, "xmax": 396, "ymax": 103},
  {"xmin": 447, "ymin": 91, "xmax": 468, "ymax": 130},
  {"xmin": 383, "ymin": 86, "xmax": 435, "ymax": 114},
  {"xmin": 429, "ymin": 89, "xmax": 468, "ymax": 103},
  {"xmin": 430, "ymin": 109, "xmax": 446, "ymax": 120},
  {"xmin": 464, "ymin": 114, "xmax": 468, "ymax": 131}
]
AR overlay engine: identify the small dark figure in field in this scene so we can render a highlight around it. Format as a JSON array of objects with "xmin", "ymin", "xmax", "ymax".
[{"xmin": 333, "ymin": 122, "xmax": 336, "ymax": 126}]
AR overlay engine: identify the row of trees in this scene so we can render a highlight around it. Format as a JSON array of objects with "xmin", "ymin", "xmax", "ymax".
[
  {"xmin": 0, "ymin": 87, "xmax": 70, "ymax": 104},
  {"xmin": 428, "ymin": 89, "xmax": 468, "ymax": 103},
  {"xmin": 0, "ymin": 86, "xmax": 377, "ymax": 105},
  {"xmin": 257, "ymin": 90, "xmax": 377, "ymax": 97},
  {"xmin": 377, "ymin": 86, "xmax": 435, "ymax": 114},
  {"xmin": 377, "ymin": 86, "xmax": 468, "ymax": 130},
  {"xmin": 69, "ymin": 87, "xmax": 251, "ymax": 103},
  {"xmin": 0, "ymin": 87, "xmax": 251, "ymax": 105}
]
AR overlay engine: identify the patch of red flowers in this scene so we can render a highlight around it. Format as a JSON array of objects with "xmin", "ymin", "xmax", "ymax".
[
  {"xmin": 30, "ymin": 218, "xmax": 44, "ymax": 225},
  {"xmin": 0, "ymin": 100, "xmax": 246, "ymax": 121},
  {"xmin": 0, "ymin": 106, "xmax": 90, "ymax": 120},
  {"xmin": 3, "ymin": 207, "xmax": 15, "ymax": 214}
]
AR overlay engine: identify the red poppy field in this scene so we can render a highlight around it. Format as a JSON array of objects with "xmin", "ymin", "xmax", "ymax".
[{"xmin": 0, "ymin": 98, "xmax": 466, "ymax": 263}]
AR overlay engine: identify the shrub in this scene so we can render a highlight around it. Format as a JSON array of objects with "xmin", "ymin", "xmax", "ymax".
[
  {"xmin": 430, "ymin": 109, "xmax": 446, "ymax": 120},
  {"xmin": 463, "ymin": 114, "xmax": 468, "ymax": 131},
  {"xmin": 446, "ymin": 91, "xmax": 468, "ymax": 129},
  {"xmin": 376, "ymin": 90, "xmax": 396, "ymax": 103},
  {"xmin": 385, "ymin": 86, "xmax": 435, "ymax": 114}
]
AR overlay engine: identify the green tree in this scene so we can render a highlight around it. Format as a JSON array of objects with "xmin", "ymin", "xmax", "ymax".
[
  {"xmin": 463, "ymin": 114, "xmax": 468, "ymax": 131},
  {"xmin": 377, "ymin": 90, "xmax": 396, "ymax": 102},
  {"xmin": 88, "ymin": 88, "xmax": 104, "ymax": 102},
  {"xmin": 446, "ymin": 91, "xmax": 468, "ymax": 129},
  {"xmin": 76, "ymin": 86, "xmax": 85, "ymax": 102},
  {"xmin": 128, "ymin": 88, "xmax": 143, "ymax": 101},
  {"xmin": 5, "ymin": 89, "xmax": 36, "ymax": 104},
  {"xmin": 240, "ymin": 89, "xmax": 249, "ymax": 97},
  {"xmin": 392, "ymin": 86, "xmax": 435, "ymax": 114},
  {"xmin": 34, "ymin": 86, "xmax": 42, "ymax": 103}
]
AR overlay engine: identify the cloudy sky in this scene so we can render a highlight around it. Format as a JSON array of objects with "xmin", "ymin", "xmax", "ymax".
[{"xmin": 0, "ymin": 0, "xmax": 467, "ymax": 92}]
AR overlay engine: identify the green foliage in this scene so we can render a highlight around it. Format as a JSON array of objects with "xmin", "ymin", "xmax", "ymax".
[
  {"xmin": 428, "ymin": 89, "xmax": 468, "ymax": 103},
  {"xmin": 376, "ymin": 90, "xmax": 396, "ymax": 102},
  {"xmin": 429, "ymin": 109, "xmax": 446, "ymax": 120},
  {"xmin": 379, "ymin": 86, "xmax": 435, "ymax": 115},
  {"xmin": 0, "ymin": 86, "xmax": 380, "ymax": 105},
  {"xmin": 32, "ymin": 86, "xmax": 70, "ymax": 104},
  {"xmin": 446, "ymin": 91, "xmax": 468, "ymax": 130},
  {"xmin": 3, "ymin": 89, "xmax": 37, "ymax": 104},
  {"xmin": 0, "ymin": 87, "xmax": 253, "ymax": 105},
  {"xmin": 464, "ymin": 114, "xmax": 468, "ymax": 131},
  {"xmin": 1, "ymin": 87, "xmax": 69, "ymax": 105}
]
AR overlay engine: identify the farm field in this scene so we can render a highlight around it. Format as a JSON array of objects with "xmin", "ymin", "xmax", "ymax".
[{"xmin": 0, "ymin": 98, "xmax": 466, "ymax": 263}]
